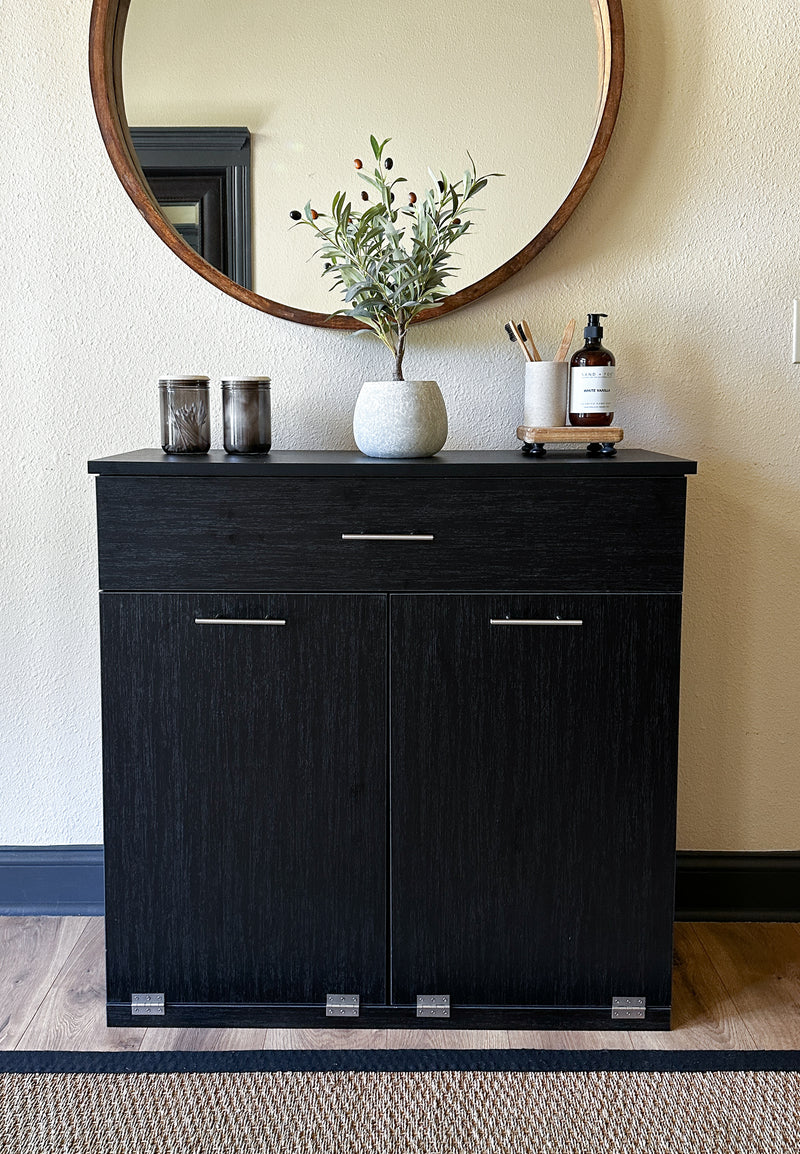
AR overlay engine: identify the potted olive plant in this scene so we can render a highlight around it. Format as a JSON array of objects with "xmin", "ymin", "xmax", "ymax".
[{"xmin": 292, "ymin": 137, "xmax": 500, "ymax": 457}]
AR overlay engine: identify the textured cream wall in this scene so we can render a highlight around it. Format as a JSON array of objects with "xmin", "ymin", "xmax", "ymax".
[{"xmin": 2, "ymin": 0, "xmax": 799, "ymax": 849}]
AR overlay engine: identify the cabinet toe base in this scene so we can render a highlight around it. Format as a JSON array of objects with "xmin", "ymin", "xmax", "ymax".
[{"xmin": 108, "ymin": 1003, "xmax": 671, "ymax": 1031}]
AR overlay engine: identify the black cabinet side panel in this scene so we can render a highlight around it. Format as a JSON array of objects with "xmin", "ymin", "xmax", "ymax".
[
  {"xmin": 390, "ymin": 594, "xmax": 681, "ymax": 1008},
  {"xmin": 101, "ymin": 593, "xmax": 386, "ymax": 1005}
]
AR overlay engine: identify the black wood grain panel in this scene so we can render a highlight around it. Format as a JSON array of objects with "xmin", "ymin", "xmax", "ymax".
[
  {"xmin": 88, "ymin": 448, "xmax": 698, "ymax": 477},
  {"xmin": 96, "ymin": 476, "xmax": 687, "ymax": 593},
  {"xmin": 390, "ymin": 594, "xmax": 682, "ymax": 1009},
  {"xmin": 100, "ymin": 593, "xmax": 386, "ymax": 1006}
]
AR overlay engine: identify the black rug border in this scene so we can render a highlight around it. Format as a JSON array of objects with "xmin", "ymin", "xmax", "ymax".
[{"xmin": 2, "ymin": 1049, "xmax": 799, "ymax": 1075}]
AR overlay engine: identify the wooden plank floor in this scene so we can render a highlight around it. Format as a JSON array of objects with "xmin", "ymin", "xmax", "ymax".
[{"xmin": 1, "ymin": 919, "xmax": 799, "ymax": 1051}]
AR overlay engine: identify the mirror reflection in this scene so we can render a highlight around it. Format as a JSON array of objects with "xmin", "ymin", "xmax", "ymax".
[{"xmin": 122, "ymin": 0, "xmax": 603, "ymax": 315}]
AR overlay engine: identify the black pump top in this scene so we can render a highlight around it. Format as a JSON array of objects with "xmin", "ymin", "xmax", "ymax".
[{"xmin": 584, "ymin": 313, "xmax": 608, "ymax": 340}]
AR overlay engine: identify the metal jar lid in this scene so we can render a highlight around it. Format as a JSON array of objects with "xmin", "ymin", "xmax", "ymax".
[
  {"xmin": 159, "ymin": 375, "xmax": 210, "ymax": 386},
  {"xmin": 221, "ymin": 377, "xmax": 271, "ymax": 388}
]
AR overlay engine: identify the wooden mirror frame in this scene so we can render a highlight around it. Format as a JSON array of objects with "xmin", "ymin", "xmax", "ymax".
[{"xmin": 89, "ymin": 0, "xmax": 624, "ymax": 330}]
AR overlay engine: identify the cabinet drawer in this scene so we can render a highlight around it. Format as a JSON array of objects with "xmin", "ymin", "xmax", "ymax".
[{"xmin": 96, "ymin": 475, "xmax": 687, "ymax": 592}]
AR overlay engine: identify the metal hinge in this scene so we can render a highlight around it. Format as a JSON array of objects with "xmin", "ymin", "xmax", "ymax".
[
  {"xmin": 131, "ymin": 993, "xmax": 165, "ymax": 1016},
  {"xmin": 611, "ymin": 996, "xmax": 646, "ymax": 1020},
  {"xmin": 416, "ymin": 994, "xmax": 450, "ymax": 1019},
  {"xmin": 326, "ymin": 994, "xmax": 360, "ymax": 1018}
]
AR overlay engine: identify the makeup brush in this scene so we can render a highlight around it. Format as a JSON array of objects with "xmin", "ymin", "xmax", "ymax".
[
  {"xmin": 520, "ymin": 319, "xmax": 542, "ymax": 362},
  {"xmin": 555, "ymin": 318, "xmax": 576, "ymax": 362},
  {"xmin": 506, "ymin": 320, "xmax": 533, "ymax": 361}
]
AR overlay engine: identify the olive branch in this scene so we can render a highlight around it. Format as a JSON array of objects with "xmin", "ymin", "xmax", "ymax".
[{"xmin": 292, "ymin": 136, "xmax": 502, "ymax": 381}]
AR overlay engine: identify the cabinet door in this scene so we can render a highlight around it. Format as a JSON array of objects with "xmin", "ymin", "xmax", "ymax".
[
  {"xmin": 101, "ymin": 593, "xmax": 386, "ymax": 1007},
  {"xmin": 390, "ymin": 594, "xmax": 682, "ymax": 1009}
]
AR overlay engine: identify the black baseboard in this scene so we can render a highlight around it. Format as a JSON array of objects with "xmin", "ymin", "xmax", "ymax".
[
  {"xmin": 0, "ymin": 847, "xmax": 798, "ymax": 921},
  {"xmin": 0, "ymin": 846, "xmax": 104, "ymax": 915},
  {"xmin": 674, "ymin": 851, "xmax": 800, "ymax": 921}
]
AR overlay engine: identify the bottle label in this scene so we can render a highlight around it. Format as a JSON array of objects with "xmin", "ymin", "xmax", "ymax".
[{"xmin": 570, "ymin": 366, "xmax": 615, "ymax": 413}]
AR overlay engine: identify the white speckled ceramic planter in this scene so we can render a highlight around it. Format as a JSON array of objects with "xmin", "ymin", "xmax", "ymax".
[{"xmin": 353, "ymin": 380, "xmax": 448, "ymax": 458}]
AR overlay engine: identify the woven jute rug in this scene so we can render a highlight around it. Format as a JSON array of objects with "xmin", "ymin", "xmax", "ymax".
[{"xmin": 2, "ymin": 1052, "xmax": 799, "ymax": 1153}]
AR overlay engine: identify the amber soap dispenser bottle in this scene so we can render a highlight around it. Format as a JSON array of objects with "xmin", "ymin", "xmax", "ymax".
[{"xmin": 569, "ymin": 313, "xmax": 615, "ymax": 426}]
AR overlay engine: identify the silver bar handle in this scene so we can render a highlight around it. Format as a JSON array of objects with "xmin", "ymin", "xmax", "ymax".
[
  {"xmin": 194, "ymin": 618, "xmax": 286, "ymax": 626},
  {"xmin": 341, "ymin": 533, "xmax": 434, "ymax": 541},
  {"xmin": 490, "ymin": 618, "xmax": 583, "ymax": 626}
]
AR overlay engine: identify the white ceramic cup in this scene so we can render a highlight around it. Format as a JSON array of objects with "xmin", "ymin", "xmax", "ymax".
[{"xmin": 522, "ymin": 360, "xmax": 569, "ymax": 428}]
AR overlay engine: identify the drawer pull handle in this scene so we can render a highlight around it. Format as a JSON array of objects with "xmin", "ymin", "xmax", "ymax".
[
  {"xmin": 490, "ymin": 618, "xmax": 583, "ymax": 626},
  {"xmin": 194, "ymin": 618, "xmax": 287, "ymax": 626},
  {"xmin": 341, "ymin": 533, "xmax": 434, "ymax": 541}
]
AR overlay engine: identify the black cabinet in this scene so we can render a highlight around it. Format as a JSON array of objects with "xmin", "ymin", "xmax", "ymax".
[{"xmin": 90, "ymin": 449, "xmax": 696, "ymax": 1030}]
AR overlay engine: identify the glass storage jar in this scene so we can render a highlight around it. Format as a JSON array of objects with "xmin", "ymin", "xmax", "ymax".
[
  {"xmin": 159, "ymin": 376, "xmax": 211, "ymax": 454},
  {"xmin": 221, "ymin": 377, "xmax": 271, "ymax": 454}
]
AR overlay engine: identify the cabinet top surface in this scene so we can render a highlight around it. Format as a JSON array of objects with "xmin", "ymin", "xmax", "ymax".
[{"xmin": 89, "ymin": 449, "xmax": 697, "ymax": 477}]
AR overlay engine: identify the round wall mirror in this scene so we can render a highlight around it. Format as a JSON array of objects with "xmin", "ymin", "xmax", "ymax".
[{"xmin": 89, "ymin": 0, "xmax": 623, "ymax": 328}]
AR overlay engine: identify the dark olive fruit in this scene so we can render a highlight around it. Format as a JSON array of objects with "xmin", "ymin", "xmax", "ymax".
[
  {"xmin": 454, "ymin": 218, "xmax": 461, "ymax": 225},
  {"xmin": 354, "ymin": 159, "xmax": 363, "ymax": 169},
  {"xmin": 324, "ymin": 262, "xmax": 332, "ymax": 270},
  {"xmin": 361, "ymin": 191, "xmax": 369, "ymax": 201},
  {"xmin": 289, "ymin": 210, "xmax": 302, "ymax": 220},
  {"xmin": 438, "ymin": 180, "xmax": 445, "ymax": 192},
  {"xmin": 389, "ymin": 192, "xmax": 395, "ymax": 203},
  {"xmin": 409, "ymin": 192, "xmax": 417, "ymax": 204},
  {"xmin": 310, "ymin": 210, "xmax": 318, "ymax": 220},
  {"xmin": 384, "ymin": 157, "xmax": 393, "ymax": 170}
]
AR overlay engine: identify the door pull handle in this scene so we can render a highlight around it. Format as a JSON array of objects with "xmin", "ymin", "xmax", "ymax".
[
  {"xmin": 194, "ymin": 618, "xmax": 287, "ymax": 626},
  {"xmin": 341, "ymin": 533, "xmax": 434, "ymax": 541},
  {"xmin": 489, "ymin": 618, "xmax": 583, "ymax": 626}
]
